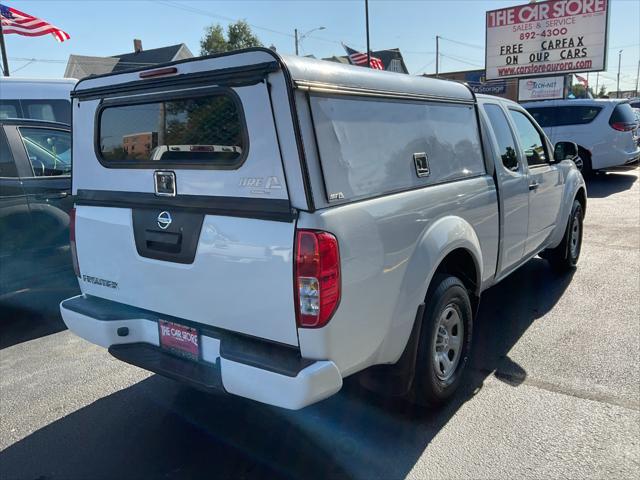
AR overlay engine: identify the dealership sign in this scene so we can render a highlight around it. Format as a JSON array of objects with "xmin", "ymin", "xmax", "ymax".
[
  {"xmin": 486, "ymin": 0, "xmax": 609, "ymax": 80},
  {"xmin": 464, "ymin": 71, "xmax": 507, "ymax": 95},
  {"xmin": 518, "ymin": 75, "xmax": 566, "ymax": 101}
]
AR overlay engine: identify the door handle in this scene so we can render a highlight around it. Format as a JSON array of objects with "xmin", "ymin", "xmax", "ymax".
[
  {"xmin": 529, "ymin": 182, "xmax": 539, "ymax": 191},
  {"xmin": 47, "ymin": 192, "xmax": 69, "ymax": 199},
  {"xmin": 34, "ymin": 191, "xmax": 69, "ymax": 200}
]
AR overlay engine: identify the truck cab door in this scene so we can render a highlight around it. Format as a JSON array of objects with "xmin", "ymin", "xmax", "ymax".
[
  {"xmin": 482, "ymin": 103, "xmax": 529, "ymax": 273},
  {"xmin": 15, "ymin": 126, "xmax": 73, "ymax": 279},
  {"xmin": 508, "ymin": 108, "xmax": 564, "ymax": 256},
  {"xmin": 0, "ymin": 127, "xmax": 33, "ymax": 295}
]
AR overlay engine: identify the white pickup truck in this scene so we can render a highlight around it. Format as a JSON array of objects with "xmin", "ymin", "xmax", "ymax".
[{"xmin": 60, "ymin": 49, "xmax": 586, "ymax": 410}]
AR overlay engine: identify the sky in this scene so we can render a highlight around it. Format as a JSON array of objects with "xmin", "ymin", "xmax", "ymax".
[{"xmin": 1, "ymin": 0, "xmax": 639, "ymax": 91}]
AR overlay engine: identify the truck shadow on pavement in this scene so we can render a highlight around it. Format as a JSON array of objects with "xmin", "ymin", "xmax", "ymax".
[
  {"xmin": 0, "ymin": 281, "xmax": 79, "ymax": 350},
  {"xmin": 0, "ymin": 258, "xmax": 574, "ymax": 480},
  {"xmin": 585, "ymin": 170, "xmax": 638, "ymax": 198}
]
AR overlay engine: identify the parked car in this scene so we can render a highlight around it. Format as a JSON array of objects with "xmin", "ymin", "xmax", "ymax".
[
  {"xmin": 60, "ymin": 49, "xmax": 586, "ymax": 410},
  {"xmin": 0, "ymin": 77, "xmax": 76, "ymax": 124},
  {"xmin": 0, "ymin": 119, "xmax": 74, "ymax": 300},
  {"xmin": 522, "ymin": 98, "xmax": 640, "ymax": 174}
]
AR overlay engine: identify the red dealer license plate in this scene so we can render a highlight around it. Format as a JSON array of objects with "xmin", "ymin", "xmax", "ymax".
[{"xmin": 159, "ymin": 320, "xmax": 200, "ymax": 360}]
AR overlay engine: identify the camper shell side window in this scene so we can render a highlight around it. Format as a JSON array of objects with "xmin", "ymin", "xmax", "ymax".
[
  {"xmin": 96, "ymin": 88, "xmax": 249, "ymax": 170},
  {"xmin": 308, "ymin": 94, "xmax": 485, "ymax": 204}
]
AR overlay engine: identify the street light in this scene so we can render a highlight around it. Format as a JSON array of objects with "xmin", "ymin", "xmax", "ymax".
[
  {"xmin": 294, "ymin": 26, "xmax": 326, "ymax": 56},
  {"xmin": 616, "ymin": 50, "xmax": 622, "ymax": 97}
]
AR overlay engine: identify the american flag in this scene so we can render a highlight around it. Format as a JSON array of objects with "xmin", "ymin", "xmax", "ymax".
[
  {"xmin": 1, "ymin": 3, "xmax": 70, "ymax": 42},
  {"xmin": 343, "ymin": 44, "xmax": 384, "ymax": 70},
  {"xmin": 575, "ymin": 74, "xmax": 589, "ymax": 87}
]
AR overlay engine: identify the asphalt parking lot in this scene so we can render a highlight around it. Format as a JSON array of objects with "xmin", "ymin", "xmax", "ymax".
[{"xmin": 1, "ymin": 169, "xmax": 639, "ymax": 480}]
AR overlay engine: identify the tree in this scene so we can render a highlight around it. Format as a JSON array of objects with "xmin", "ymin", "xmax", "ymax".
[
  {"xmin": 571, "ymin": 84, "xmax": 587, "ymax": 98},
  {"xmin": 200, "ymin": 20, "xmax": 262, "ymax": 55},
  {"xmin": 597, "ymin": 85, "xmax": 608, "ymax": 98}
]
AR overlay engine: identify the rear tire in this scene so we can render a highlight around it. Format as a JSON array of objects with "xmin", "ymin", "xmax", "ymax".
[
  {"xmin": 577, "ymin": 147, "xmax": 593, "ymax": 177},
  {"xmin": 543, "ymin": 199, "xmax": 583, "ymax": 272},
  {"xmin": 412, "ymin": 274, "xmax": 473, "ymax": 407}
]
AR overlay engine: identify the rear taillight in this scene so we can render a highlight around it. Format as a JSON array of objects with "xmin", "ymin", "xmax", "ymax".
[
  {"xmin": 69, "ymin": 207, "xmax": 80, "ymax": 277},
  {"xmin": 611, "ymin": 122, "xmax": 635, "ymax": 132},
  {"xmin": 294, "ymin": 230, "xmax": 340, "ymax": 328}
]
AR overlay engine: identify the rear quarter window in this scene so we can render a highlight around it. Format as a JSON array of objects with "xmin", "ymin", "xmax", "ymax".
[
  {"xmin": 98, "ymin": 92, "xmax": 247, "ymax": 169},
  {"xmin": 526, "ymin": 105, "xmax": 602, "ymax": 127}
]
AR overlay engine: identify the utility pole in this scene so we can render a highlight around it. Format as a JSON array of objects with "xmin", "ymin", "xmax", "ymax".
[
  {"xmin": 635, "ymin": 59, "xmax": 639, "ymax": 96},
  {"xmin": 616, "ymin": 49, "xmax": 622, "ymax": 97},
  {"xmin": 435, "ymin": 35, "xmax": 440, "ymax": 77},
  {"xmin": 595, "ymin": 72, "xmax": 600, "ymax": 96},
  {"xmin": 294, "ymin": 27, "xmax": 325, "ymax": 56},
  {"xmin": 0, "ymin": 22, "xmax": 9, "ymax": 76},
  {"xmin": 365, "ymin": 0, "xmax": 371, "ymax": 68}
]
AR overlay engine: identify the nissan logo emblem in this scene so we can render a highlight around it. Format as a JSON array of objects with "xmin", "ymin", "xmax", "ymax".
[{"xmin": 157, "ymin": 211, "xmax": 172, "ymax": 230}]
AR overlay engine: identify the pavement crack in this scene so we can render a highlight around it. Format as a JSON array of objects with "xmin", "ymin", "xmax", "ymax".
[{"xmin": 475, "ymin": 367, "xmax": 640, "ymax": 412}]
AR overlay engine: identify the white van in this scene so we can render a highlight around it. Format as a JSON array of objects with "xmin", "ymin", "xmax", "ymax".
[
  {"xmin": 0, "ymin": 77, "xmax": 77, "ymax": 124},
  {"xmin": 60, "ymin": 49, "xmax": 586, "ymax": 410},
  {"xmin": 523, "ymin": 99, "xmax": 640, "ymax": 174}
]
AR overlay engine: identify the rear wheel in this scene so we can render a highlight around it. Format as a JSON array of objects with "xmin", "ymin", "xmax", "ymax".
[
  {"xmin": 577, "ymin": 146, "xmax": 593, "ymax": 177},
  {"xmin": 543, "ymin": 199, "xmax": 583, "ymax": 272},
  {"xmin": 412, "ymin": 274, "xmax": 473, "ymax": 407}
]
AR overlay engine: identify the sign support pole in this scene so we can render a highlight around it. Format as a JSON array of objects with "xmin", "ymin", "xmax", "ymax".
[{"xmin": 0, "ymin": 22, "xmax": 9, "ymax": 77}]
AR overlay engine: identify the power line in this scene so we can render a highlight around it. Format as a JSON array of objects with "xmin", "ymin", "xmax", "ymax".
[{"xmin": 438, "ymin": 36, "xmax": 484, "ymax": 50}]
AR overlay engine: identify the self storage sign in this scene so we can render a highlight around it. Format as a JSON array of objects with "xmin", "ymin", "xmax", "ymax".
[{"xmin": 485, "ymin": 0, "xmax": 609, "ymax": 80}]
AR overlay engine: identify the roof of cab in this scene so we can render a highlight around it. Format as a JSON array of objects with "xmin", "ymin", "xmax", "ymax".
[{"xmin": 73, "ymin": 47, "xmax": 474, "ymax": 103}]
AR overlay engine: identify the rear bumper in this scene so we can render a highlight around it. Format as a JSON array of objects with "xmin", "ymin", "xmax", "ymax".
[{"xmin": 60, "ymin": 295, "xmax": 342, "ymax": 410}]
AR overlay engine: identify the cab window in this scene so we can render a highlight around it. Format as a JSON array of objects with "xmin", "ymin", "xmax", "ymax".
[
  {"xmin": 484, "ymin": 104, "xmax": 519, "ymax": 172},
  {"xmin": 18, "ymin": 127, "xmax": 71, "ymax": 177},
  {"xmin": 509, "ymin": 110, "xmax": 548, "ymax": 167}
]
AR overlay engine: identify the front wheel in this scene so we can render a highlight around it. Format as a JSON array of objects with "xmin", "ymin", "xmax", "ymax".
[
  {"xmin": 412, "ymin": 274, "xmax": 473, "ymax": 407},
  {"xmin": 543, "ymin": 199, "xmax": 583, "ymax": 271}
]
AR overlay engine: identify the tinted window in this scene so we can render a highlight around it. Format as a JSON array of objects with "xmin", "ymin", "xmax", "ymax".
[
  {"xmin": 22, "ymin": 100, "xmax": 71, "ymax": 124},
  {"xmin": 99, "ymin": 94, "xmax": 245, "ymax": 168},
  {"xmin": 19, "ymin": 127, "xmax": 71, "ymax": 177},
  {"xmin": 0, "ymin": 129, "xmax": 18, "ymax": 177},
  {"xmin": 526, "ymin": 106, "xmax": 602, "ymax": 127},
  {"xmin": 484, "ymin": 104, "xmax": 519, "ymax": 172},
  {"xmin": 0, "ymin": 101, "xmax": 20, "ymax": 120},
  {"xmin": 0, "ymin": 100, "xmax": 70, "ymax": 124},
  {"xmin": 609, "ymin": 103, "xmax": 637, "ymax": 125},
  {"xmin": 509, "ymin": 110, "xmax": 548, "ymax": 167},
  {"xmin": 310, "ymin": 96, "xmax": 485, "ymax": 202}
]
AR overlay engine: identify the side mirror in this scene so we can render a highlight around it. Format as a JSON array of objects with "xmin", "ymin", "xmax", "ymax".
[{"xmin": 553, "ymin": 141, "xmax": 579, "ymax": 163}]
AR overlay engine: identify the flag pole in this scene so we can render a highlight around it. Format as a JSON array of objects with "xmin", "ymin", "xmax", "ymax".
[
  {"xmin": 0, "ymin": 21, "xmax": 9, "ymax": 76},
  {"xmin": 365, "ymin": 0, "xmax": 371, "ymax": 68}
]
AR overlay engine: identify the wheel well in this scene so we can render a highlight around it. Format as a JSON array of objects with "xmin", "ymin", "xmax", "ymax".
[
  {"xmin": 575, "ymin": 187, "xmax": 587, "ymax": 215},
  {"xmin": 433, "ymin": 248, "xmax": 479, "ymax": 303},
  {"xmin": 577, "ymin": 145, "xmax": 591, "ymax": 159}
]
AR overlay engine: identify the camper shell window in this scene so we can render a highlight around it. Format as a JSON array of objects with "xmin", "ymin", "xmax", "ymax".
[
  {"xmin": 309, "ymin": 95, "xmax": 485, "ymax": 203},
  {"xmin": 98, "ymin": 91, "xmax": 248, "ymax": 169}
]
